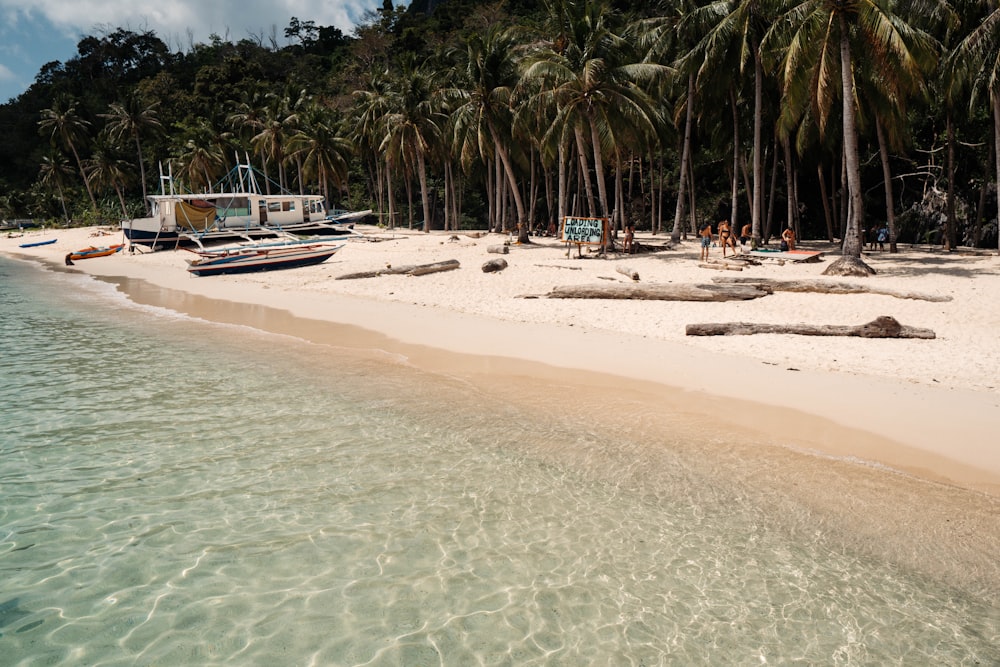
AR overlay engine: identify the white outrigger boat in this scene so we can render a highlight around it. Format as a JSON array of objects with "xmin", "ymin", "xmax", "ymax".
[
  {"xmin": 184, "ymin": 238, "xmax": 344, "ymax": 277},
  {"xmin": 121, "ymin": 159, "xmax": 370, "ymax": 250}
]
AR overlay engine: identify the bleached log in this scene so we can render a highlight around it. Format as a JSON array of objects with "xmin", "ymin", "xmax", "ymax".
[
  {"xmin": 487, "ymin": 244, "xmax": 510, "ymax": 254},
  {"xmin": 482, "ymin": 258, "xmax": 508, "ymax": 273},
  {"xmin": 337, "ymin": 259, "xmax": 460, "ymax": 279},
  {"xmin": 711, "ymin": 276, "xmax": 952, "ymax": 302},
  {"xmin": 698, "ymin": 262, "xmax": 743, "ymax": 272},
  {"xmin": 616, "ymin": 265, "xmax": 640, "ymax": 281},
  {"xmin": 542, "ymin": 283, "xmax": 771, "ymax": 301},
  {"xmin": 685, "ymin": 315, "xmax": 935, "ymax": 339}
]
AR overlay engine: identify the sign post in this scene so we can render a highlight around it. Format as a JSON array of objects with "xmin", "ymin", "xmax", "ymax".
[{"xmin": 560, "ymin": 216, "xmax": 609, "ymax": 257}]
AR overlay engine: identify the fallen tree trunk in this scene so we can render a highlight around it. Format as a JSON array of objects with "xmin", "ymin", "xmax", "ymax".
[
  {"xmin": 487, "ymin": 244, "xmax": 510, "ymax": 254},
  {"xmin": 616, "ymin": 265, "xmax": 640, "ymax": 281},
  {"xmin": 685, "ymin": 315, "xmax": 935, "ymax": 339},
  {"xmin": 337, "ymin": 259, "xmax": 460, "ymax": 279},
  {"xmin": 542, "ymin": 283, "xmax": 771, "ymax": 301},
  {"xmin": 698, "ymin": 262, "xmax": 743, "ymax": 272},
  {"xmin": 712, "ymin": 277, "xmax": 952, "ymax": 302}
]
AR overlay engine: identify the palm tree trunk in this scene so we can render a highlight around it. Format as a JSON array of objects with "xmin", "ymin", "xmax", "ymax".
[
  {"xmin": 134, "ymin": 133, "xmax": 149, "ymax": 213},
  {"xmin": 670, "ymin": 73, "xmax": 695, "ymax": 243},
  {"xmin": 817, "ymin": 162, "xmax": 835, "ymax": 242},
  {"xmin": 417, "ymin": 150, "xmax": 431, "ymax": 232},
  {"xmin": 575, "ymin": 127, "xmax": 596, "ymax": 218},
  {"xmin": 946, "ymin": 111, "xmax": 956, "ymax": 250},
  {"xmin": 752, "ymin": 44, "xmax": 764, "ymax": 245},
  {"xmin": 729, "ymin": 88, "xmax": 740, "ymax": 231},
  {"xmin": 875, "ymin": 120, "xmax": 898, "ymax": 252},
  {"xmin": 824, "ymin": 18, "xmax": 873, "ymax": 276},
  {"xmin": 589, "ymin": 116, "xmax": 610, "ymax": 219},
  {"xmin": 994, "ymin": 93, "xmax": 1000, "ymax": 253},
  {"xmin": 69, "ymin": 143, "xmax": 99, "ymax": 213}
]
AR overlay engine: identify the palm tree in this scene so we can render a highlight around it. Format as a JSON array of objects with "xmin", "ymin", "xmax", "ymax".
[
  {"xmin": 769, "ymin": 0, "xmax": 945, "ymax": 275},
  {"xmin": 950, "ymin": 2, "xmax": 1000, "ymax": 253},
  {"xmin": 38, "ymin": 98, "xmax": 99, "ymax": 213},
  {"xmin": 447, "ymin": 26, "xmax": 526, "ymax": 237},
  {"xmin": 523, "ymin": 0, "xmax": 666, "ymax": 242},
  {"xmin": 100, "ymin": 93, "xmax": 162, "ymax": 208},
  {"xmin": 381, "ymin": 59, "xmax": 446, "ymax": 232},
  {"xmin": 38, "ymin": 151, "xmax": 74, "ymax": 224},
  {"xmin": 85, "ymin": 134, "xmax": 133, "ymax": 218},
  {"xmin": 288, "ymin": 106, "xmax": 353, "ymax": 205}
]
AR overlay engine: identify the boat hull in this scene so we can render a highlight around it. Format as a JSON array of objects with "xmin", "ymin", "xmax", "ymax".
[
  {"xmin": 187, "ymin": 245, "xmax": 341, "ymax": 277},
  {"xmin": 69, "ymin": 244, "xmax": 125, "ymax": 260},
  {"xmin": 18, "ymin": 238, "xmax": 57, "ymax": 248}
]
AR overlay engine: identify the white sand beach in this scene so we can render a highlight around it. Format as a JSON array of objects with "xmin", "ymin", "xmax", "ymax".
[{"xmin": 4, "ymin": 225, "xmax": 1000, "ymax": 496}]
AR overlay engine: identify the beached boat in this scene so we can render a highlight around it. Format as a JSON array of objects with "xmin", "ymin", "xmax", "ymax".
[
  {"xmin": 185, "ymin": 240, "xmax": 343, "ymax": 277},
  {"xmin": 121, "ymin": 160, "xmax": 368, "ymax": 249},
  {"xmin": 68, "ymin": 244, "xmax": 125, "ymax": 260},
  {"xmin": 18, "ymin": 238, "xmax": 57, "ymax": 248}
]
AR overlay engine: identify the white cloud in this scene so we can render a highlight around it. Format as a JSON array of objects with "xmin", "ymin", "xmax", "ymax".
[
  {"xmin": 0, "ymin": 0, "xmax": 378, "ymax": 51},
  {"xmin": 0, "ymin": 63, "xmax": 14, "ymax": 81}
]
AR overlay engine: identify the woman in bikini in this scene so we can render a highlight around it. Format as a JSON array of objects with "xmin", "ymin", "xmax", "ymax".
[{"xmin": 718, "ymin": 220, "xmax": 735, "ymax": 257}]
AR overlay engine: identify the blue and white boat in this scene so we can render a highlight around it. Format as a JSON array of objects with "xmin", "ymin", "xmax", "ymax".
[{"xmin": 185, "ymin": 240, "xmax": 344, "ymax": 277}]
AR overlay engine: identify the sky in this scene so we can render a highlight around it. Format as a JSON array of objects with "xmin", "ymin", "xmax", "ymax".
[{"xmin": 0, "ymin": 0, "xmax": 382, "ymax": 104}]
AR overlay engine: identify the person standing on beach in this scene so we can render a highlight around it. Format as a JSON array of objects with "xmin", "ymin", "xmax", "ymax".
[
  {"xmin": 699, "ymin": 222, "xmax": 713, "ymax": 261},
  {"xmin": 740, "ymin": 223, "xmax": 751, "ymax": 251},
  {"xmin": 718, "ymin": 219, "xmax": 736, "ymax": 257}
]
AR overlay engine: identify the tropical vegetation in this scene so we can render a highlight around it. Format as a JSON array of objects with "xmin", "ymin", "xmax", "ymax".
[{"xmin": 1, "ymin": 0, "xmax": 998, "ymax": 275}]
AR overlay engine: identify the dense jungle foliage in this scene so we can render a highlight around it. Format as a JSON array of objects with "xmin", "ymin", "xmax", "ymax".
[{"xmin": 1, "ymin": 0, "xmax": 999, "ymax": 261}]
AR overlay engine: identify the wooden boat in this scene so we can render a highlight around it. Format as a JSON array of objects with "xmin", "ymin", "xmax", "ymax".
[
  {"xmin": 68, "ymin": 244, "xmax": 125, "ymax": 260},
  {"xmin": 186, "ymin": 241, "xmax": 343, "ymax": 277},
  {"xmin": 18, "ymin": 238, "xmax": 57, "ymax": 248},
  {"xmin": 121, "ymin": 160, "xmax": 367, "ymax": 249}
]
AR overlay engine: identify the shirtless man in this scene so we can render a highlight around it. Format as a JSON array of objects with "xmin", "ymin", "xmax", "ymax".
[
  {"xmin": 699, "ymin": 222, "xmax": 712, "ymax": 261},
  {"xmin": 718, "ymin": 219, "xmax": 736, "ymax": 257},
  {"xmin": 740, "ymin": 223, "xmax": 751, "ymax": 250}
]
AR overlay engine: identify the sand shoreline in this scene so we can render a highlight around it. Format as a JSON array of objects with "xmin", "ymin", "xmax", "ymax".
[{"xmin": 4, "ymin": 225, "xmax": 999, "ymax": 497}]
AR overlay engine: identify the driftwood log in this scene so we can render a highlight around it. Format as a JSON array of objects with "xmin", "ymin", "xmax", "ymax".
[
  {"xmin": 337, "ymin": 259, "xmax": 460, "ymax": 279},
  {"xmin": 487, "ymin": 244, "xmax": 510, "ymax": 254},
  {"xmin": 685, "ymin": 315, "xmax": 935, "ymax": 339},
  {"xmin": 616, "ymin": 265, "xmax": 640, "ymax": 281},
  {"xmin": 482, "ymin": 258, "xmax": 508, "ymax": 273},
  {"xmin": 698, "ymin": 262, "xmax": 743, "ymax": 272},
  {"xmin": 542, "ymin": 283, "xmax": 771, "ymax": 301},
  {"xmin": 711, "ymin": 276, "xmax": 952, "ymax": 302}
]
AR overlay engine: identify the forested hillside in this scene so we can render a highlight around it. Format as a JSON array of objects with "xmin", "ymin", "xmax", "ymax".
[{"xmin": 1, "ymin": 0, "xmax": 998, "ymax": 263}]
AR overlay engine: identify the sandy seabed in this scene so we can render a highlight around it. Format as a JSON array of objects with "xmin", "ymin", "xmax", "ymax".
[{"xmin": 4, "ymin": 224, "xmax": 1000, "ymax": 599}]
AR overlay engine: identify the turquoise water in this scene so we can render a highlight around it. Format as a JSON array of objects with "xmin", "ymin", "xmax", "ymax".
[{"xmin": 0, "ymin": 255, "xmax": 997, "ymax": 666}]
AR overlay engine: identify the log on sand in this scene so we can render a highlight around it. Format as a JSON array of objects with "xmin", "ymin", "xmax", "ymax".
[
  {"xmin": 698, "ymin": 262, "xmax": 743, "ymax": 272},
  {"xmin": 337, "ymin": 259, "xmax": 460, "ymax": 279},
  {"xmin": 482, "ymin": 258, "xmax": 508, "ymax": 273},
  {"xmin": 487, "ymin": 244, "xmax": 510, "ymax": 254},
  {"xmin": 616, "ymin": 265, "xmax": 640, "ymax": 281},
  {"xmin": 542, "ymin": 283, "xmax": 771, "ymax": 301},
  {"xmin": 685, "ymin": 315, "xmax": 935, "ymax": 339},
  {"xmin": 711, "ymin": 276, "xmax": 952, "ymax": 302}
]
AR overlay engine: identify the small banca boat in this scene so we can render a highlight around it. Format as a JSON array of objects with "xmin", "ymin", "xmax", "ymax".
[
  {"xmin": 18, "ymin": 238, "xmax": 57, "ymax": 248},
  {"xmin": 185, "ymin": 240, "xmax": 343, "ymax": 277},
  {"xmin": 68, "ymin": 244, "xmax": 125, "ymax": 260}
]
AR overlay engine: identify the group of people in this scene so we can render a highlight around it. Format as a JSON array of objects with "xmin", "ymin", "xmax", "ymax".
[
  {"xmin": 867, "ymin": 224, "xmax": 890, "ymax": 251},
  {"xmin": 699, "ymin": 220, "xmax": 782, "ymax": 261}
]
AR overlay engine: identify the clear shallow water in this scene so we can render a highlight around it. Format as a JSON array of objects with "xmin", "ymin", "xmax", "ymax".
[{"xmin": 0, "ymin": 255, "xmax": 997, "ymax": 666}]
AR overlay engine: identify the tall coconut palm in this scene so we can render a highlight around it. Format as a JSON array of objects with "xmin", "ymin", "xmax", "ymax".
[
  {"xmin": 949, "ymin": 2, "xmax": 1000, "ymax": 253},
  {"xmin": 85, "ymin": 134, "xmax": 133, "ymax": 218},
  {"xmin": 289, "ymin": 107, "xmax": 353, "ymax": 205},
  {"xmin": 769, "ymin": 0, "xmax": 945, "ymax": 275},
  {"xmin": 448, "ymin": 26, "xmax": 527, "ymax": 237},
  {"xmin": 38, "ymin": 98, "xmax": 99, "ymax": 213},
  {"xmin": 100, "ymin": 93, "xmax": 162, "ymax": 208},
  {"xmin": 523, "ymin": 0, "xmax": 666, "ymax": 240},
  {"xmin": 381, "ymin": 59, "xmax": 446, "ymax": 232},
  {"xmin": 38, "ymin": 151, "xmax": 74, "ymax": 224}
]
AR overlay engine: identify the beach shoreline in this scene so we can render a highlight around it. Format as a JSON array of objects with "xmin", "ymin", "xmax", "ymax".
[{"xmin": 4, "ymin": 225, "xmax": 999, "ymax": 497}]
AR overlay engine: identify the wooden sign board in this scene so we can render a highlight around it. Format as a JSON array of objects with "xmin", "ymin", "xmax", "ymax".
[{"xmin": 560, "ymin": 216, "xmax": 608, "ymax": 245}]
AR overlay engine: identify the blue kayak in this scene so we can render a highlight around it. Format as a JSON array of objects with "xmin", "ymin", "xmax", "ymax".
[{"xmin": 18, "ymin": 238, "xmax": 57, "ymax": 248}]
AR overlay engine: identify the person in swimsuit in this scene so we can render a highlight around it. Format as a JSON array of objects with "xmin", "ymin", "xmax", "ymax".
[
  {"xmin": 718, "ymin": 219, "xmax": 735, "ymax": 257},
  {"xmin": 740, "ymin": 223, "xmax": 751, "ymax": 249},
  {"xmin": 699, "ymin": 223, "xmax": 712, "ymax": 261},
  {"xmin": 781, "ymin": 225, "xmax": 796, "ymax": 251}
]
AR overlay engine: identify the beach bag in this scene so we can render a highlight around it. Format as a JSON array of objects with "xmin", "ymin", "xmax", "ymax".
[
  {"xmin": 780, "ymin": 240, "xmax": 789, "ymax": 252},
  {"xmin": 877, "ymin": 228, "xmax": 888, "ymax": 242}
]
